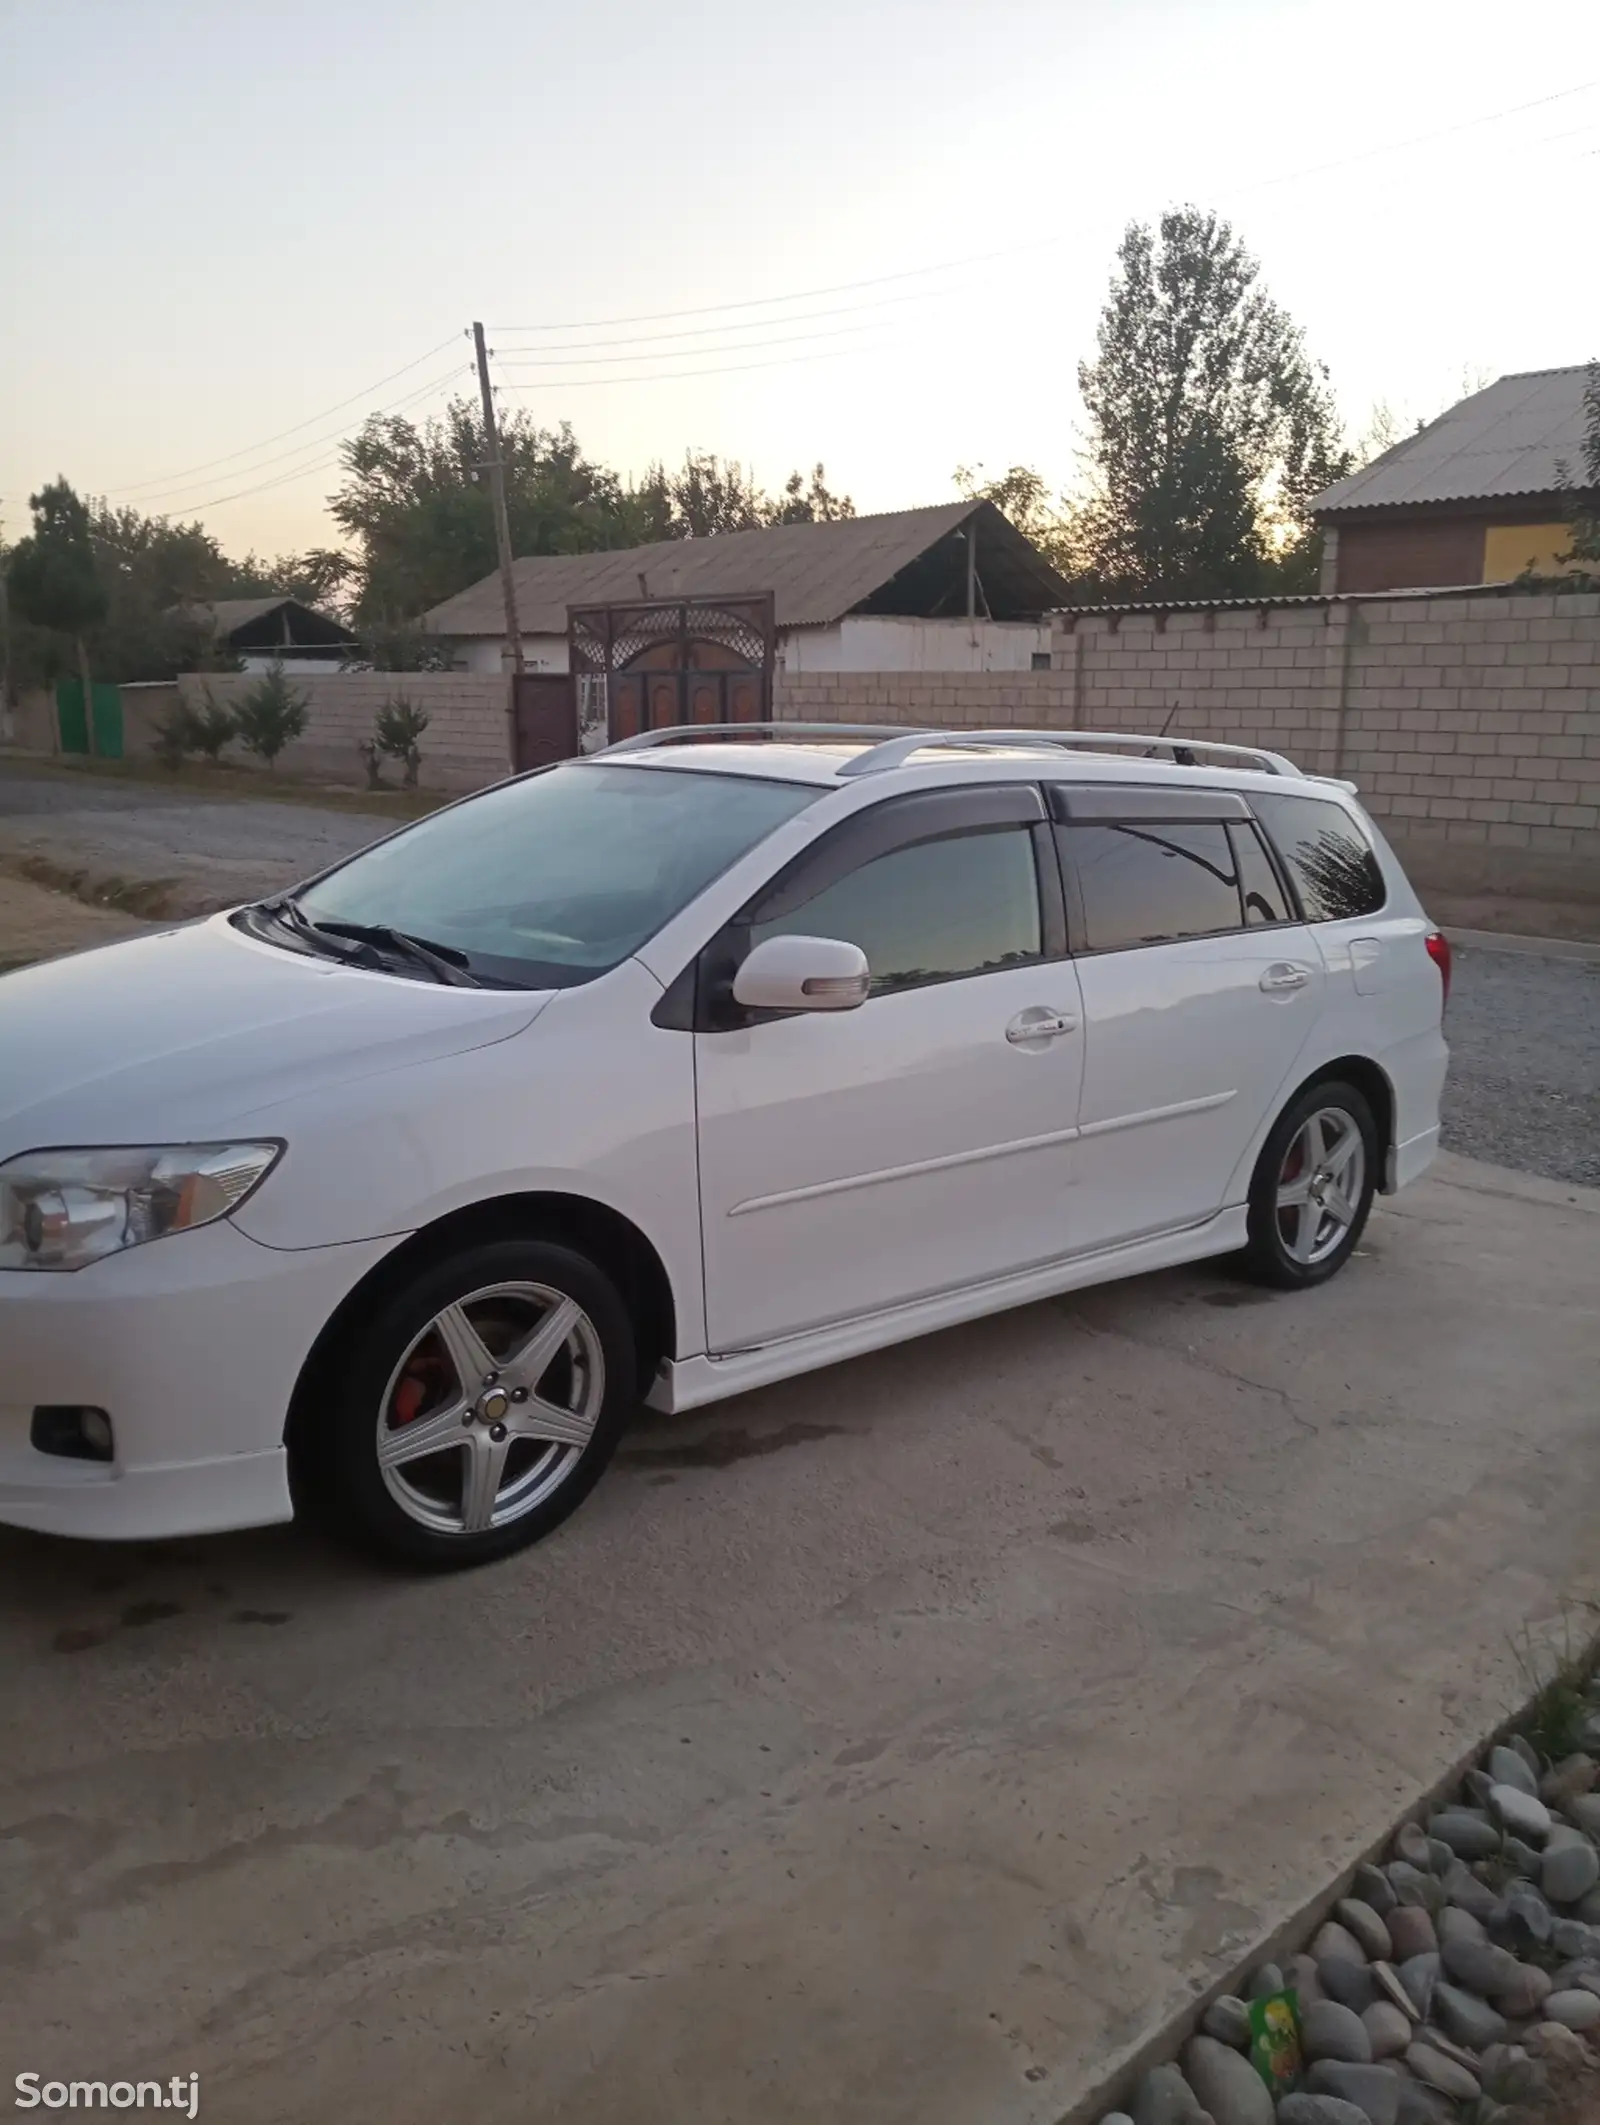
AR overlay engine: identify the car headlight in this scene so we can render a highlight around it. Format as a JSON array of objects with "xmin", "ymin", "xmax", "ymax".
[{"xmin": 0, "ymin": 1143, "xmax": 282, "ymax": 1272}]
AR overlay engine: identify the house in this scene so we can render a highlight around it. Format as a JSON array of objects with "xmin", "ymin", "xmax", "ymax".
[
  {"xmin": 170, "ymin": 595, "xmax": 360, "ymax": 672},
  {"xmin": 1312, "ymin": 366, "xmax": 1595, "ymax": 593},
  {"xmin": 417, "ymin": 501, "xmax": 1070, "ymax": 682}
]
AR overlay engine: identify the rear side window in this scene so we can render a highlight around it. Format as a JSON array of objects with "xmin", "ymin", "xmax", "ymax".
[
  {"xmin": 1252, "ymin": 794, "xmax": 1386, "ymax": 921},
  {"xmin": 1066, "ymin": 821, "xmax": 1243, "ymax": 951},
  {"xmin": 751, "ymin": 827, "xmax": 1043, "ymax": 995}
]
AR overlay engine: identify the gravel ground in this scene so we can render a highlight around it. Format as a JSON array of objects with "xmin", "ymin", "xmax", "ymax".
[
  {"xmin": 1441, "ymin": 944, "xmax": 1600, "ymax": 1187},
  {"xmin": 0, "ymin": 764, "xmax": 390, "ymax": 915}
]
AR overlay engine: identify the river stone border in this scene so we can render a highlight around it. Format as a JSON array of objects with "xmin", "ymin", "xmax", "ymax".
[{"xmin": 1072, "ymin": 1650, "xmax": 1600, "ymax": 2125}]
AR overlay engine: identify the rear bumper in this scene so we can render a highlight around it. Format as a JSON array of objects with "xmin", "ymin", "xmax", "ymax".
[{"xmin": 0, "ymin": 1221, "xmax": 398, "ymax": 1541}]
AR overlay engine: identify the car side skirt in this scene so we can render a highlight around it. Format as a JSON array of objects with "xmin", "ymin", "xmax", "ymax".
[{"xmin": 647, "ymin": 1206, "xmax": 1250, "ymax": 1414}]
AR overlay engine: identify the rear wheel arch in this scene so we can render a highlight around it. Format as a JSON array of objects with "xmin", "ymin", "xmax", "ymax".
[
  {"xmin": 285, "ymin": 1192, "xmax": 678, "ymax": 1471},
  {"xmin": 1291, "ymin": 1055, "xmax": 1396, "ymax": 1188}
]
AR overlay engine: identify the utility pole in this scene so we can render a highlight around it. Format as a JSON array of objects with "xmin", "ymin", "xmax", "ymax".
[{"xmin": 471, "ymin": 322, "xmax": 525, "ymax": 775}]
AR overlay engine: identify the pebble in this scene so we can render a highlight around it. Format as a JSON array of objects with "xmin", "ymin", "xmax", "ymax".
[
  {"xmin": 1289, "ymin": 1955, "xmax": 1326, "ymax": 2008},
  {"xmin": 1201, "ymin": 1995, "xmax": 1251, "ymax": 2049},
  {"xmin": 1478, "ymin": 2041, "xmax": 1540, "ymax": 2099},
  {"xmin": 1370, "ymin": 1964, "xmax": 1418, "ymax": 2023},
  {"xmin": 1390, "ymin": 2080, "xmax": 1454, "ymax": 2125},
  {"xmin": 1312, "ymin": 1922, "xmax": 1369, "ymax": 1968},
  {"xmin": 1425, "ymin": 1838, "xmax": 1454, "ymax": 1876},
  {"xmin": 1436, "ymin": 1906, "xmax": 1486, "ymax": 1947},
  {"xmin": 1304, "ymin": 2061, "xmax": 1401, "ymax": 2125},
  {"xmin": 1508, "ymin": 1733, "xmax": 1541, "ymax": 1779},
  {"xmin": 1496, "ymin": 1961, "xmax": 1553, "ymax": 2019},
  {"xmin": 1440, "ymin": 1862, "xmax": 1499, "ymax": 1921},
  {"xmin": 1383, "ymin": 1863, "xmax": 1438, "ymax": 1912},
  {"xmin": 1581, "ymin": 1885, "xmax": 1600, "ymax": 1924},
  {"xmin": 1488, "ymin": 1744, "xmax": 1539, "ymax": 1797},
  {"xmin": 1361, "ymin": 2003, "xmax": 1411, "ymax": 2059},
  {"xmin": 1502, "ymin": 1834, "xmax": 1544, "ymax": 1881},
  {"xmin": 1181, "ymin": 2035, "xmax": 1274, "ymax": 2125},
  {"xmin": 1544, "ymin": 1833, "xmax": 1600, "ymax": 1906},
  {"xmin": 1463, "ymin": 1769, "xmax": 1495, "ymax": 1810},
  {"xmin": 1568, "ymin": 1793, "xmax": 1600, "ymax": 1836},
  {"xmin": 1544, "ymin": 1988, "xmax": 1600, "ymax": 2030},
  {"xmin": 1404, "ymin": 2043, "xmax": 1480, "ymax": 2101},
  {"xmin": 1441, "ymin": 1935, "xmax": 1521, "ymax": 1993},
  {"xmin": 1552, "ymin": 1958, "xmax": 1600, "ymax": 1996},
  {"xmin": 1488, "ymin": 1783, "xmax": 1551, "ymax": 1843},
  {"xmin": 1352, "ymin": 1865, "xmax": 1396, "ymax": 1918},
  {"xmin": 1101, "ymin": 2116, "xmax": 1136, "ymax": 2125},
  {"xmin": 1385, "ymin": 1908, "xmax": 1437, "ymax": 1961},
  {"xmin": 1431, "ymin": 1979, "xmax": 1508, "ymax": 2050},
  {"xmin": 1277, "ymin": 2099, "xmax": 1371, "ymax": 2125},
  {"xmin": 1336, "ymin": 1901, "xmax": 1393, "ymax": 1962},
  {"xmin": 1540, "ymin": 1754, "xmax": 1597, "ymax": 1808},
  {"xmin": 1398, "ymin": 1954, "xmax": 1440, "ymax": 2020},
  {"xmin": 1318, "ymin": 1960, "xmax": 1377, "ymax": 2013},
  {"xmin": 1302, "ymin": 2001, "xmax": 1373, "ymax": 2065},
  {"xmin": 1552, "ymin": 1916, "xmax": 1600, "ymax": 1958},
  {"xmin": 1428, "ymin": 1809, "xmax": 1500, "ymax": 1861},
  {"xmin": 1528, "ymin": 2019, "xmax": 1591, "ymax": 2065},
  {"xmin": 1130, "ymin": 2063, "xmax": 1211, "ymax": 2125},
  {"xmin": 1246, "ymin": 1961, "xmax": 1284, "ymax": 2001},
  {"xmin": 1495, "ymin": 1878, "xmax": 1552, "ymax": 1947},
  {"xmin": 1393, "ymin": 1824, "xmax": 1432, "ymax": 1872}
]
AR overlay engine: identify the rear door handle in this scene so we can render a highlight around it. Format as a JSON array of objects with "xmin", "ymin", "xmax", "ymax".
[
  {"xmin": 1259, "ymin": 963, "xmax": 1310, "ymax": 994},
  {"xmin": 1006, "ymin": 1007, "xmax": 1078, "ymax": 1044}
]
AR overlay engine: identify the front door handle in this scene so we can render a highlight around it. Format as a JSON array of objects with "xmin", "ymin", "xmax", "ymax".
[
  {"xmin": 1260, "ymin": 963, "xmax": 1310, "ymax": 994},
  {"xmin": 1006, "ymin": 1007, "xmax": 1078, "ymax": 1044}
]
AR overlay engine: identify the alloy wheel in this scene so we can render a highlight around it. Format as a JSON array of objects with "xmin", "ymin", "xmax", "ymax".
[
  {"xmin": 376, "ymin": 1280, "xmax": 605, "ymax": 1536},
  {"xmin": 1275, "ymin": 1106, "xmax": 1366, "ymax": 1267}
]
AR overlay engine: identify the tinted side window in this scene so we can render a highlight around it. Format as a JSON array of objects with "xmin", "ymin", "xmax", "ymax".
[
  {"xmin": 751, "ymin": 828, "xmax": 1042, "ymax": 994},
  {"xmin": 1066, "ymin": 822, "xmax": 1243, "ymax": 951},
  {"xmin": 1252, "ymin": 794, "xmax": 1385, "ymax": 920},
  {"xmin": 1230, "ymin": 821, "xmax": 1292, "ymax": 926}
]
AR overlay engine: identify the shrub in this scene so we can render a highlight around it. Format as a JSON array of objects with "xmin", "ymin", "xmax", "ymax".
[
  {"xmin": 356, "ymin": 737, "xmax": 385, "ymax": 790},
  {"xmin": 373, "ymin": 693, "xmax": 430, "ymax": 789},
  {"xmin": 150, "ymin": 708, "xmax": 191, "ymax": 771},
  {"xmin": 232, "ymin": 663, "xmax": 309, "ymax": 770},
  {"xmin": 189, "ymin": 689, "xmax": 237, "ymax": 763}
]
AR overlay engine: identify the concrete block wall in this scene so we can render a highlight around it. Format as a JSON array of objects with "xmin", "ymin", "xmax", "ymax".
[
  {"xmin": 777, "ymin": 590, "xmax": 1600, "ymax": 906},
  {"xmin": 175, "ymin": 671, "xmax": 512, "ymax": 790}
]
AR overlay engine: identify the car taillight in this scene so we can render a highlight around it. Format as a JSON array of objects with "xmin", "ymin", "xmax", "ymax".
[{"xmin": 1425, "ymin": 931, "xmax": 1452, "ymax": 1010}]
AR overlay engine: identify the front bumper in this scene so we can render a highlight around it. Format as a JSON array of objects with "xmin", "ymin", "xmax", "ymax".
[{"xmin": 0, "ymin": 1220, "xmax": 399, "ymax": 1540}]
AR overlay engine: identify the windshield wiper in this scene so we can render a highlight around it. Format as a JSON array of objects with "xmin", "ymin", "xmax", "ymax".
[
  {"xmin": 254, "ymin": 900, "xmax": 481, "ymax": 987},
  {"xmin": 304, "ymin": 917, "xmax": 483, "ymax": 988}
]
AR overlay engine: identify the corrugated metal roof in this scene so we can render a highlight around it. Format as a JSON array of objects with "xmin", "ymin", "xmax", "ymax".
[
  {"xmin": 1313, "ymin": 366, "xmax": 1594, "ymax": 516},
  {"xmin": 169, "ymin": 596, "xmax": 358, "ymax": 641},
  {"xmin": 1057, "ymin": 582, "xmax": 1516, "ymax": 618},
  {"xmin": 419, "ymin": 502, "xmax": 1068, "ymax": 636}
]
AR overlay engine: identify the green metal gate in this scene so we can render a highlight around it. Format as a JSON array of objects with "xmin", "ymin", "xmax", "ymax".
[{"xmin": 54, "ymin": 679, "xmax": 124, "ymax": 759}]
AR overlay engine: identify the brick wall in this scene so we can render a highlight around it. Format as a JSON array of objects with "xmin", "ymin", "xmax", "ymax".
[
  {"xmin": 776, "ymin": 589, "xmax": 1600, "ymax": 905},
  {"xmin": 176, "ymin": 671, "xmax": 511, "ymax": 790}
]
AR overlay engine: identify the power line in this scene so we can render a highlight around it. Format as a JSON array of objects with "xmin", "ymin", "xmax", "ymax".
[
  {"xmin": 495, "ymin": 341, "xmax": 903, "ymax": 394},
  {"xmin": 104, "ymin": 333, "xmax": 463, "ymax": 501},
  {"xmin": 115, "ymin": 361, "xmax": 471, "ymax": 514},
  {"xmin": 495, "ymin": 315, "xmax": 919, "ymax": 370},
  {"xmin": 490, "ymin": 282, "xmax": 959, "ymax": 356},
  {"xmin": 489, "ymin": 76, "xmax": 1597, "ymax": 338},
  {"xmin": 179, "ymin": 364, "xmax": 471, "ymax": 514}
]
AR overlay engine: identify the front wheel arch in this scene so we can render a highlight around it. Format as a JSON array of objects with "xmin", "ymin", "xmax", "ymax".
[{"xmin": 284, "ymin": 1192, "xmax": 677, "ymax": 1480}]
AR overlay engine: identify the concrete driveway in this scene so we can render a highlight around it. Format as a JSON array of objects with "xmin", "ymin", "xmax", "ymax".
[{"xmin": 2, "ymin": 1154, "xmax": 1597, "ymax": 2124}]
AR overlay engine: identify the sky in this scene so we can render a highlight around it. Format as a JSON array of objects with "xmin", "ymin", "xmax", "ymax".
[{"xmin": 2, "ymin": 0, "xmax": 1598, "ymax": 561}]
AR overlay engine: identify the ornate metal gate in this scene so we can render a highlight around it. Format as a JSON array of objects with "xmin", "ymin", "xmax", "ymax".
[{"xmin": 568, "ymin": 593, "xmax": 775, "ymax": 743}]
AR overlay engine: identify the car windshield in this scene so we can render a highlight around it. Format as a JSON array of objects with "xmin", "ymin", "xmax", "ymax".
[{"xmin": 292, "ymin": 761, "xmax": 820, "ymax": 988}]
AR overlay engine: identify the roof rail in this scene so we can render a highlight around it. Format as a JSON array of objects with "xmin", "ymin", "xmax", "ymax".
[
  {"xmin": 601, "ymin": 721, "xmax": 912, "ymax": 755},
  {"xmin": 835, "ymin": 728, "xmax": 1301, "ymax": 778},
  {"xmin": 597, "ymin": 720, "xmax": 1302, "ymax": 778}
]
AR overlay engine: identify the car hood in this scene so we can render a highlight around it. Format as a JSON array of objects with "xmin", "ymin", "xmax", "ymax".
[{"xmin": 0, "ymin": 915, "xmax": 552, "ymax": 1152}]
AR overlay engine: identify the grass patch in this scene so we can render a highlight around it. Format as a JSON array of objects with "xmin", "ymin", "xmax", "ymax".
[
  {"xmin": 4, "ymin": 853, "xmax": 186, "ymax": 919},
  {"xmin": 1508, "ymin": 1605, "xmax": 1600, "ymax": 1765}
]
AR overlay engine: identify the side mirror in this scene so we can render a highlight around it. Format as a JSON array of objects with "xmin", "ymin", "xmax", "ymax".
[{"xmin": 731, "ymin": 934, "xmax": 870, "ymax": 1013}]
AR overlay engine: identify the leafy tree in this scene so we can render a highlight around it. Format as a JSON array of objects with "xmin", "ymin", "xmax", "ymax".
[
  {"xmin": 330, "ymin": 399, "xmax": 641, "ymax": 623},
  {"xmin": 232, "ymin": 663, "xmax": 309, "ymax": 769},
  {"xmin": 1071, "ymin": 208, "xmax": 1352, "ymax": 601},
  {"xmin": 953, "ymin": 463, "xmax": 1073, "ymax": 571},
  {"xmin": 766, "ymin": 463, "xmax": 856, "ymax": 525},
  {"xmin": 1557, "ymin": 358, "xmax": 1600, "ymax": 577},
  {"xmin": 662, "ymin": 451, "xmax": 768, "ymax": 539},
  {"xmin": 373, "ymin": 692, "xmax": 429, "ymax": 787},
  {"xmin": 187, "ymin": 690, "xmax": 238, "ymax": 762},
  {"xmin": 228, "ymin": 546, "xmax": 355, "ymax": 612},
  {"xmin": 5, "ymin": 481, "xmax": 108, "ymax": 749}
]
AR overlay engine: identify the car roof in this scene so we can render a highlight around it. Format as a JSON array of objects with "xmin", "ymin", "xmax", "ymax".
[{"xmin": 588, "ymin": 737, "xmax": 1346, "ymax": 802}]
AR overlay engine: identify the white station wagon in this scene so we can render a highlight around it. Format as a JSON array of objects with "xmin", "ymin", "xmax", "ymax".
[{"xmin": 0, "ymin": 725, "xmax": 1450, "ymax": 1568}]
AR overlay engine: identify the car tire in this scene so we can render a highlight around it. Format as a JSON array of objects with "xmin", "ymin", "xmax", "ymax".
[
  {"xmin": 1240, "ymin": 1078, "xmax": 1379, "ymax": 1291},
  {"xmin": 309, "ymin": 1235, "xmax": 636, "ymax": 1570}
]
